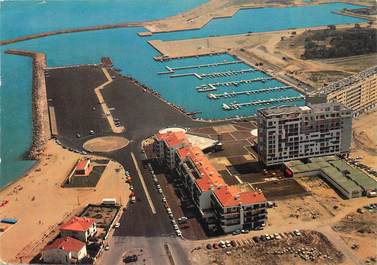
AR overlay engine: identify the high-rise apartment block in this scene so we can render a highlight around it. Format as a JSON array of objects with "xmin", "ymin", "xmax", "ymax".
[{"xmin": 257, "ymin": 103, "xmax": 352, "ymax": 166}]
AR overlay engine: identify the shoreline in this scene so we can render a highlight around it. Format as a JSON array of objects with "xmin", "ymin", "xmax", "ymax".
[
  {"xmin": 1, "ymin": 1, "xmax": 374, "ymax": 46},
  {"xmin": 5, "ymin": 50, "xmax": 51, "ymax": 160},
  {"xmin": 0, "ymin": 22, "xmax": 143, "ymax": 46}
]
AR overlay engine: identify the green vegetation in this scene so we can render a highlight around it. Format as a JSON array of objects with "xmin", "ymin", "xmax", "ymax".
[{"xmin": 302, "ymin": 26, "xmax": 377, "ymax": 59}]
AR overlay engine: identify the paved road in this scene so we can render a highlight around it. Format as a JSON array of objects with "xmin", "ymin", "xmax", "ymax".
[{"xmin": 45, "ymin": 65, "xmax": 224, "ymax": 265}]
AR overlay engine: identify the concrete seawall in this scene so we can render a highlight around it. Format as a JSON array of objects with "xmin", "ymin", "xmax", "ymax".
[
  {"xmin": 0, "ymin": 22, "xmax": 142, "ymax": 46},
  {"xmin": 5, "ymin": 49, "xmax": 51, "ymax": 160}
]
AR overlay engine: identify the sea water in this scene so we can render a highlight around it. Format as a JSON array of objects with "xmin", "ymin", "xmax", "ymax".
[
  {"xmin": 0, "ymin": 2, "xmax": 365, "ymax": 186},
  {"xmin": 0, "ymin": 0, "xmax": 207, "ymax": 187}
]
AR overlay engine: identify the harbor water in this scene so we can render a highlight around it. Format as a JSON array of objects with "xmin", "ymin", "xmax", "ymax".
[{"xmin": 0, "ymin": 2, "xmax": 366, "ymax": 186}]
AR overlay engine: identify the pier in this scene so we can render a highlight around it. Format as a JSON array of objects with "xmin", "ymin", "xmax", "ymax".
[
  {"xmin": 168, "ymin": 68, "xmax": 256, "ymax": 80},
  {"xmin": 5, "ymin": 49, "xmax": 51, "ymax": 159},
  {"xmin": 199, "ymin": 68, "xmax": 256, "ymax": 78},
  {"xmin": 222, "ymin": 95, "xmax": 305, "ymax": 110},
  {"xmin": 1, "ymin": 22, "xmax": 142, "ymax": 46},
  {"xmin": 197, "ymin": 77, "xmax": 273, "ymax": 92},
  {"xmin": 170, "ymin": 72, "xmax": 203, "ymax": 79},
  {"xmin": 158, "ymin": 60, "xmax": 242, "ymax": 75},
  {"xmin": 207, "ymin": 85, "xmax": 291, "ymax": 99}
]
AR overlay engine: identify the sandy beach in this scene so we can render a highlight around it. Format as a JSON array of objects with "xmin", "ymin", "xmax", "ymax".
[
  {"xmin": 351, "ymin": 109, "xmax": 377, "ymax": 170},
  {"xmin": 0, "ymin": 140, "xmax": 130, "ymax": 263}
]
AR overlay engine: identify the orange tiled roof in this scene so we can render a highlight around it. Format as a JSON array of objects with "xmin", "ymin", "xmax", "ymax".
[
  {"xmin": 43, "ymin": 236, "xmax": 85, "ymax": 252},
  {"xmin": 60, "ymin": 216, "xmax": 95, "ymax": 232},
  {"xmin": 75, "ymin": 159, "xmax": 90, "ymax": 171},
  {"xmin": 213, "ymin": 185, "xmax": 266, "ymax": 207},
  {"xmin": 155, "ymin": 131, "xmax": 189, "ymax": 148},
  {"xmin": 177, "ymin": 145, "xmax": 225, "ymax": 192}
]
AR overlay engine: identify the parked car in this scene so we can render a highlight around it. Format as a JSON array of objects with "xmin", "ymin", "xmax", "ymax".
[
  {"xmin": 293, "ymin": 229, "xmax": 302, "ymax": 236},
  {"xmin": 206, "ymin": 244, "xmax": 212, "ymax": 250},
  {"xmin": 114, "ymin": 222, "xmax": 120, "ymax": 228},
  {"xmin": 225, "ymin": 240, "xmax": 231, "ymax": 248},
  {"xmin": 178, "ymin": 217, "xmax": 188, "ymax": 224},
  {"xmin": 124, "ymin": 255, "xmax": 137, "ymax": 263}
]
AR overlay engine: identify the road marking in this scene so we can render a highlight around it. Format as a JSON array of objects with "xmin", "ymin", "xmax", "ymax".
[
  {"xmin": 94, "ymin": 67, "xmax": 125, "ymax": 133},
  {"xmin": 131, "ymin": 152, "xmax": 156, "ymax": 214},
  {"xmin": 48, "ymin": 106, "xmax": 58, "ymax": 136}
]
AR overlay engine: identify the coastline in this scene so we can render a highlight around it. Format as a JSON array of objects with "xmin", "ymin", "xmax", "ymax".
[
  {"xmin": 1, "ymin": 1, "xmax": 373, "ymax": 46},
  {"xmin": 0, "ymin": 22, "xmax": 143, "ymax": 46},
  {"xmin": 5, "ymin": 50, "xmax": 51, "ymax": 161}
]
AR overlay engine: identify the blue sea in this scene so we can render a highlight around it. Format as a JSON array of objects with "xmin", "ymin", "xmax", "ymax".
[{"xmin": 0, "ymin": 1, "xmax": 365, "ymax": 187}]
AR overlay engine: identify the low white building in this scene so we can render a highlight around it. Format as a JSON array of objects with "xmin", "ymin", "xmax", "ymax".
[
  {"xmin": 42, "ymin": 236, "xmax": 87, "ymax": 264},
  {"xmin": 60, "ymin": 216, "xmax": 96, "ymax": 242}
]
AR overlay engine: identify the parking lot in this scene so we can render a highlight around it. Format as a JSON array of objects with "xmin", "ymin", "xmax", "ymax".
[
  {"xmin": 143, "ymin": 142, "xmax": 208, "ymax": 240},
  {"xmin": 192, "ymin": 230, "xmax": 345, "ymax": 265},
  {"xmin": 46, "ymin": 66, "xmax": 111, "ymax": 142},
  {"xmin": 254, "ymin": 179, "xmax": 308, "ymax": 201}
]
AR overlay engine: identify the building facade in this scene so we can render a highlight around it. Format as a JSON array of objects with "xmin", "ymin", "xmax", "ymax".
[
  {"xmin": 60, "ymin": 217, "xmax": 96, "ymax": 242},
  {"xmin": 257, "ymin": 103, "xmax": 352, "ymax": 166},
  {"xmin": 154, "ymin": 131, "xmax": 267, "ymax": 233},
  {"xmin": 42, "ymin": 236, "xmax": 87, "ymax": 264},
  {"xmin": 309, "ymin": 65, "xmax": 377, "ymax": 116}
]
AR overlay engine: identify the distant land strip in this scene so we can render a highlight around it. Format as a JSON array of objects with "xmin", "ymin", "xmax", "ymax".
[{"xmin": 0, "ymin": 22, "xmax": 144, "ymax": 45}]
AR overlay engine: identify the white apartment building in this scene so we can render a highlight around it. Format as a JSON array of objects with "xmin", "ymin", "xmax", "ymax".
[{"xmin": 257, "ymin": 103, "xmax": 352, "ymax": 166}]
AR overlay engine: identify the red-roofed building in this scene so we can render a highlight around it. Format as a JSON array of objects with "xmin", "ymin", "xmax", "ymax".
[
  {"xmin": 74, "ymin": 158, "xmax": 93, "ymax": 176},
  {"xmin": 60, "ymin": 217, "xmax": 96, "ymax": 242},
  {"xmin": 211, "ymin": 185, "xmax": 267, "ymax": 233},
  {"xmin": 154, "ymin": 130, "xmax": 268, "ymax": 234},
  {"xmin": 42, "ymin": 236, "xmax": 87, "ymax": 264},
  {"xmin": 154, "ymin": 131, "xmax": 190, "ymax": 169}
]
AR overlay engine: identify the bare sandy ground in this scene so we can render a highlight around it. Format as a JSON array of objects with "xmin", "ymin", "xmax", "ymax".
[
  {"xmin": 351, "ymin": 109, "xmax": 377, "ymax": 170},
  {"xmin": 144, "ymin": 0, "xmax": 375, "ymax": 34},
  {"xmin": 83, "ymin": 136, "xmax": 129, "ymax": 152},
  {"xmin": 0, "ymin": 140, "xmax": 130, "ymax": 263}
]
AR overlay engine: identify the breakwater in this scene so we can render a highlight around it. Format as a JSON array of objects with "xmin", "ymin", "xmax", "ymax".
[
  {"xmin": 0, "ymin": 22, "xmax": 142, "ymax": 46},
  {"xmin": 5, "ymin": 50, "xmax": 51, "ymax": 159}
]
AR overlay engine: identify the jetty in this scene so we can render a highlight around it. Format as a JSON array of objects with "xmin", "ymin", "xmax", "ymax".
[
  {"xmin": 158, "ymin": 60, "xmax": 242, "ymax": 75},
  {"xmin": 199, "ymin": 68, "xmax": 256, "ymax": 79},
  {"xmin": 1, "ymin": 22, "xmax": 142, "ymax": 46},
  {"xmin": 222, "ymin": 95, "xmax": 305, "ymax": 110},
  {"xmin": 5, "ymin": 49, "xmax": 51, "ymax": 159},
  {"xmin": 197, "ymin": 77, "xmax": 273, "ymax": 92},
  {"xmin": 207, "ymin": 85, "xmax": 291, "ymax": 99},
  {"xmin": 168, "ymin": 68, "xmax": 256, "ymax": 80}
]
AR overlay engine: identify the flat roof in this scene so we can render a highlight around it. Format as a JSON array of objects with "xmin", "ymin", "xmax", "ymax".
[
  {"xmin": 319, "ymin": 65, "xmax": 377, "ymax": 96},
  {"xmin": 257, "ymin": 102, "xmax": 350, "ymax": 117},
  {"xmin": 285, "ymin": 156, "xmax": 377, "ymax": 194}
]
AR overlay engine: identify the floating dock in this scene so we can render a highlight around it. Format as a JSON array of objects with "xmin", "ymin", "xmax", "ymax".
[
  {"xmin": 197, "ymin": 77, "xmax": 273, "ymax": 92},
  {"xmin": 222, "ymin": 95, "xmax": 305, "ymax": 110},
  {"xmin": 208, "ymin": 85, "xmax": 291, "ymax": 99},
  {"xmin": 158, "ymin": 60, "xmax": 242, "ymax": 75},
  {"xmin": 199, "ymin": 68, "xmax": 256, "ymax": 79}
]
